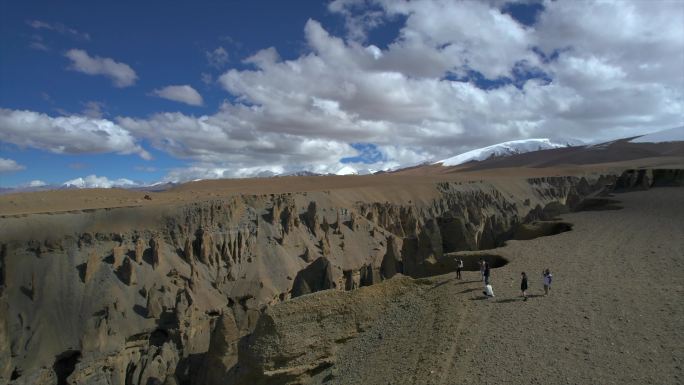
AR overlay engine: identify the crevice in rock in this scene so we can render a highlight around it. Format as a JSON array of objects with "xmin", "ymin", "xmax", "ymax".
[
  {"xmin": 125, "ymin": 361, "xmax": 137, "ymax": 385},
  {"xmin": 510, "ymin": 221, "xmax": 573, "ymax": 241},
  {"xmin": 53, "ymin": 350, "xmax": 81, "ymax": 385},
  {"xmin": 10, "ymin": 367, "xmax": 21, "ymax": 380},
  {"xmin": 427, "ymin": 253, "xmax": 509, "ymax": 277},
  {"xmin": 149, "ymin": 328, "xmax": 170, "ymax": 347}
]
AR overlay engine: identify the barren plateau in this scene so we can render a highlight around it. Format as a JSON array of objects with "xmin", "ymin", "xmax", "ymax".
[{"xmin": 0, "ymin": 141, "xmax": 682, "ymax": 385}]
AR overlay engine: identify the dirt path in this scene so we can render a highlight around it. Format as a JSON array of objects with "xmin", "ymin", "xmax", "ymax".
[{"xmin": 330, "ymin": 187, "xmax": 684, "ymax": 385}]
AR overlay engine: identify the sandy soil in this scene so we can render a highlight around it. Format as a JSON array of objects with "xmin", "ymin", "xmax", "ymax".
[{"xmin": 326, "ymin": 187, "xmax": 684, "ymax": 385}]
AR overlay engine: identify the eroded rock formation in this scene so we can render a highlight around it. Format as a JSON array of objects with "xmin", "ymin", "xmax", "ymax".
[{"xmin": 1, "ymin": 171, "xmax": 663, "ymax": 385}]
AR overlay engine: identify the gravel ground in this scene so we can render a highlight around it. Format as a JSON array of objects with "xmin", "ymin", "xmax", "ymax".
[{"xmin": 326, "ymin": 187, "xmax": 684, "ymax": 385}]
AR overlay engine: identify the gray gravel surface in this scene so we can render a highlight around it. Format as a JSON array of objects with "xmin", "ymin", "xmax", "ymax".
[{"xmin": 320, "ymin": 188, "xmax": 684, "ymax": 385}]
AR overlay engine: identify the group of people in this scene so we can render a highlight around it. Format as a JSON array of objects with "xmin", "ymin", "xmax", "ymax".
[
  {"xmin": 519, "ymin": 269, "xmax": 553, "ymax": 300},
  {"xmin": 452, "ymin": 257, "xmax": 553, "ymax": 300}
]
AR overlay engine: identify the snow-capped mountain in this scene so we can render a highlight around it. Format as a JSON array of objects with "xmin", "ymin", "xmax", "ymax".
[
  {"xmin": 281, "ymin": 171, "xmax": 324, "ymax": 177},
  {"xmin": 335, "ymin": 165, "xmax": 358, "ymax": 175},
  {"xmin": 333, "ymin": 165, "xmax": 380, "ymax": 175},
  {"xmin": 63, "ymin": 175, "xmax": 138, "ymax": 189},
  {"xmin": 435, "ymin": 138, "xmax": 576, "ymax": 167}
]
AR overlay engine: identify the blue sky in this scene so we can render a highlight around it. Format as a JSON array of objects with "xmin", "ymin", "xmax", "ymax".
[
  {"xmin": 0, "ymin": 1, "xmax": 336, "ymax": 186},
  {"xmin": 1, "ymin": 0, "xmax": 682, "ymax": 187},
  {"xmin": 1, "ymin": 1, "xmax": 341, "ymax": 186}
]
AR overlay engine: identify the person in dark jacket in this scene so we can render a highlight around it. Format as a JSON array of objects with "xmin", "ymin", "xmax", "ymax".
[
  {"xmin": 483, "ymin": 262, "xmax": 491, "ymax": 285},
  {"xmin": 520, "ymin": 272, "xmax": 528, "ymax": 301},
  {"xmin": 455, "ymin": 257, "xmax": 464, "ymax": 280},
  {"xmin": 479, "ymin": 258, "xmax": 485, "ymax": 282}
]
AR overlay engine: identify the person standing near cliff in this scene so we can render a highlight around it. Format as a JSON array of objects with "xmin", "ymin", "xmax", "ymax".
[
  {"xmin": 483, "ymin": 262, "xmax": 491, "ymax": 285},
  {"xmin": 479, "ymin": 258, "xmax": 485, "ymax": 282},
  {"xmin": 543, "ymin": 268, "xmax": 553, "ymax": 295},
  {"xmin": 521, "ymin": 272, "xmax": 528, "ymax": 301},
  {"xmin": 455, "ymin": 257, "xmax": 464, "ymax": 280}
]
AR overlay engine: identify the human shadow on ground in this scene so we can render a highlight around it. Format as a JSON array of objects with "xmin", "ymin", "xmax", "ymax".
[
  {"xmin": 496, "ymin": 298, "xmax": 523, "ymax": 303},
  {"xmin": 458, "ymin": 287, "xmax": 480, "ymax": 294},
  {"xmin": 427, "ymin": 278, "xmax": 480, "ymax": 291},
  {"xmin": 496, "ymin": 294, "xmax": 546, "ymax": 303}
]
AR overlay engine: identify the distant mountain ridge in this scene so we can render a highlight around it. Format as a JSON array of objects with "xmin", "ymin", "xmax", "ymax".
[
  {"xmin": 2, "ymin": 128, "xmax": 682, "ymax": 193},
  {"xmin": 434, "ymin": 138, "xmax": 577, "ymax": 167}
]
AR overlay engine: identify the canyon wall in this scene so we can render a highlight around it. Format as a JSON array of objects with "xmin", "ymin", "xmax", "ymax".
[{"xmin": 2, "ymin": 171, "xmax": 661, "ymax": 385}]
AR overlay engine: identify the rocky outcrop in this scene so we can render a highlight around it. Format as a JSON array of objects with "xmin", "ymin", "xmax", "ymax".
[
  {"xmin": 0, "ymin": 171, "xmax": 649, "ymax": 385},
  {"xmin": 233, "ymin": 276, "xmax": 424, "ymax": 385},
  {"xmin": 149, "ymin": 238, "xmax": 162, "ymax": 270},
  {"xmin": 614, "ymin": 168, "xmax": 684, "ymax": 191},
  {"xmin": 134, "ymin": 238, "xmax": 145, "ymax": 265},
  {"xmin": 614, "ymin": 169, "xmax": 654, "ymax": 191},
  {"xmin": 380, "ymin": 235, "xmax": 403, "ymax": 279},
  {"xmin": 291, "ymin": 257, "xmax": 336, "ymax": 298},
  {"xmin": 116, "ymin": 257, "xmax": 136, "ymax": 286},
  {"xmin": 194, "ymin": 313, "xmax": 240, "ymax": 385},
  {"xmin": 651, "ymin": 169, "xmax": 684, "ymax": 186}
]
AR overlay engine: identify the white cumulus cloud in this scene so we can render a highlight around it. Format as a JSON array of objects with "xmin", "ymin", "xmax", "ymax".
[
  {"xmin": 65, "ymin": 49, "xmax": 137, "ymax": 87},
  {"xmin": 115, "ymin": 0, "xmax": 683, "ymax": 181},
  {"xmin": 63, "ymin": 175, "xmax": 138, "ymax": 188},
  {"xmin": 26, "ymin": 180, "xmax": 47, "ymax": 187},
  {"xmin": 0, "ymin": 158, "xmax": 25, "ymax": 173},
  {"xmin": 0, "ymin": 108, "xmax": 150, "ymax": 159},
  {"xmin": 8, "ymin": 0, "xmax": 683, "ymax": 183},
  {"xmin": 152, "ymin": 85, "xmax": 204, "ymax": 106}
]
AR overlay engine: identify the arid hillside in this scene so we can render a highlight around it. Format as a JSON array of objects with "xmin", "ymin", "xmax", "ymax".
[{"xmin": 0, "ymin": 144, "xmax": 682, "ymax": 385}]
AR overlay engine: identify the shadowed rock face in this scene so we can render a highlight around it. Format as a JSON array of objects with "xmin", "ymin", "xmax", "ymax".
[
  {"xmin": 613, "ymin": 168, "xmax": 684, "ymax": 191},
  {"xmin": 0, "ymin": 171, "xmax": 638, "ymax": 385},
  {"xmin": 291, "ymin": 257, "xmax": 336, "ymax": 298},
  {"xmin": 53, "ymin": 351, "xmax": 81, "ymax": 385}
]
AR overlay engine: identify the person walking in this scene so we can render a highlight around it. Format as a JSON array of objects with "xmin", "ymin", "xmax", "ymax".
[
  {"xmin": 455, "ymin": 257, "xmax": 464, "ymax": 280},
  {"xmin": 479, "ymin": 258, "xmax": 485, "ymax": 282},
  {"xmin": 483, "ymin": 262, "xmax": 491, "ymax": 285},
  {"xmin": 543, "ymin": 268, "xmax": 553, "ymax": 295},
  {"xmin": 520, "ymin": 272, "xmax": 528, "ymax": 301}
]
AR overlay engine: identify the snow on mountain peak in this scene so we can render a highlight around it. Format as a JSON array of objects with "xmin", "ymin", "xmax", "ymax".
[
  {"xmin": 335, "ymin": 165, "xmax": 358, "ymax": 175},
  {"xmin": 63, "ymin": 175, "xmax": 137, "ymax": 189},
  {"xmin": 435, "ymin": 138, "xmax": 572, "ymax": 167}
]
